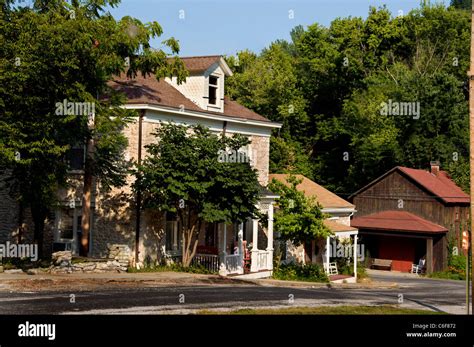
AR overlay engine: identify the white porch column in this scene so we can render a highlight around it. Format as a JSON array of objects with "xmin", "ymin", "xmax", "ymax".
[
  {"xmin": 172, "ymin": 222, "xmax": 178, "ymax": 250},
  {"xmin": 250, "ymin": 218, "xmax": 259, "ymax": 272},
  {"xmin": 266, "ymin": 204, "xmax": 274, "ymax": 270},
  {"xmin": 325, "ymin": 236, "xmax": 330, "ymax": 273},
  {"xmin": 353, "ymin": 234, "xmax": 358, "ymax": 281},
  {"xmin": 237, "ymin": 223, "xmax": 244, "ymax": 274},
  {"xmin": 219, "ymin": 223, "xmax": 228, "ymax": 276}
]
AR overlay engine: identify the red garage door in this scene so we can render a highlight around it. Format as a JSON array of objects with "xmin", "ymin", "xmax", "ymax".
[{"xmin": 378, "ymin": 236, "xmax": 416, "ymax": 272}]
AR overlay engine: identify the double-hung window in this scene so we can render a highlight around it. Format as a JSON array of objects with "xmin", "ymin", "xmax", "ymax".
[
  {"xmin": 208, "ymin": 76, "xmax": 218, "ymax": 105},
  {"xmin": 165, "ymin": 213, "xmax": 181, "ymax": 252}
]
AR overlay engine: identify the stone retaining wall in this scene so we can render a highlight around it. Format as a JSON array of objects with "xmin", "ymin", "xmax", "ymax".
[{"xmin": 45, "ymin": 247, "xmax": 131, "ymax": 274}]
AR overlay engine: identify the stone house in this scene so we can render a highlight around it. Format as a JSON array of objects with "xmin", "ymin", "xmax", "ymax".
[{"xmin": 0, "ymin": 56, "xmax": 282, "ymax": 277}]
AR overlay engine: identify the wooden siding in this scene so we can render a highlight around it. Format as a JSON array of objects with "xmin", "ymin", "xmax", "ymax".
[{"xmin": 353, "ymin": 170, "xmax": 468, "ymax": 248}]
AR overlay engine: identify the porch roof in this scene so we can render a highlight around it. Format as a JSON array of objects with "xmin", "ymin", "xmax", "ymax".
[
  {"xmin": 259, "ymin": 186, "xmax": 279, "ymax": 199},
  {"xmin": 351, "ymin": 210, "xmax": 448, "ymax": 234},
  {"xmin": 324, "ymin": 219, "xmax": 358, "ymax": 234}
]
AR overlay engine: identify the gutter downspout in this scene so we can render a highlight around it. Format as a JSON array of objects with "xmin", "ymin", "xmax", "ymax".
[
  {"xmin": 222, "ymin": 121, "xmax": 227, "ymax": 137},
  {"xmin": 135, "ymin": 110, "xmax": 145, "ymax": 266}
]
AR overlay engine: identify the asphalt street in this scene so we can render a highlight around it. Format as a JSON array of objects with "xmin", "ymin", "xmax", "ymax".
[{"xmin": 0, "ymin": 272, "xmax": 469, "ymax": 314}]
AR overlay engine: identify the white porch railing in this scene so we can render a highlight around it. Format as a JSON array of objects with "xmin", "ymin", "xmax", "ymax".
[
  {"xmin": 192, "ymin": 254, "xmax": 219, "ymax": 273},
  {"xmin": 257, "ymin": 250, "xmax": 270, "ymax": 270},
  {"xmin": 225, "ymin": 254, "xmax": 242, "ymax": 274}
]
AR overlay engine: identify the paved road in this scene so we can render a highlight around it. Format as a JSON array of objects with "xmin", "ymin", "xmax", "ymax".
[
  {"xmin": 0, "ymin": 272, "xmax": 469, "ymax": 314},
  {"xmin": 367, "ymin": 270, "xmax": 471, "ymax": 314}
]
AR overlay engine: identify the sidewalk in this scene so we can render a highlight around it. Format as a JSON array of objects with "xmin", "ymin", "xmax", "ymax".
[{"xmin": 366, "ymin": 269, "xmax": 424, "ymax": 278}]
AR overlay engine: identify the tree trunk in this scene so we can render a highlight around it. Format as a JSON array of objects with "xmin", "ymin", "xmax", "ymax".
[
  {"xmin": 180, "ymin": 210, "xmax": 201, "ymax": 268},
  {"xmin": 182, "ymin": 225, "xmax": 197, "ymax": 267},
  {"xmin": 80, "ymin": 137, "xmax": 94, "ymax": 257}
]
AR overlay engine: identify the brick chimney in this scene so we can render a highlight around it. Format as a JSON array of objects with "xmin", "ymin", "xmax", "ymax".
[{"xmin": 430, "ymin": 161, "xmax": 440, "ymax": 176}]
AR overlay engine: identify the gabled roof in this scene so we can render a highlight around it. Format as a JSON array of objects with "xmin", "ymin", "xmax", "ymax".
[
  {"xmin": 349, "ymin": 166, "xmax": 469, "ymax": 205},
  {"xmin": 269, "ymin": 174, "xmax": 355, "ymax": 209},
  {"xmin": 398, "ymin": 167, "xmax": 469, "ymax": 204},
  {"xmin": 107, "ymin": 74, "xmax": 271, "ymax": 123},
  {"xmin": 351, "ymin": 210, "xmax": 448, "ymax": 234},
  {"xmin": 179, "ymin": 55, "xmax": 233, "ymax": 76}
]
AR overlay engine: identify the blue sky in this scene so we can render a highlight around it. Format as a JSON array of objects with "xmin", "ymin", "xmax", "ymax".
[{"xmin": 109, "ymin": 0, "xmax": 449, "ymax": 57}]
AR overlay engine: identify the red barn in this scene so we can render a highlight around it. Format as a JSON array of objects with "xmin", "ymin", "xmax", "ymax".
[{"xmin": 349, "ymin": 162, "xmax": 469, "ymax": 273}]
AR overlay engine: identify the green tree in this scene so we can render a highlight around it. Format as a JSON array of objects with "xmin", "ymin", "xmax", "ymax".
[
  {"xmin": 226, "ymin": 43, "xmax": 312, "ymax": 177},
  {"xmin": 450, "ymin": 0, "xmax": 471, "ymax": 10},
  {"xmin": 268, "ymin": 175, "xmax": 330, "ymax": 245},
  {"xmin": 134, "ymin": 123, "xmax": 261, "ymax": 267},
  {"xmin": 227, "ymin": 4, "xmax": 470, "ymax": 195},
  {"xmin": 0, "ymin": 0, "xmax": 187, "ymax": 257}
]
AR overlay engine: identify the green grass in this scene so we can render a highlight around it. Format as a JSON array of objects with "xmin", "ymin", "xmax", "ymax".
[
  {"xmin": 197, "ymin": 305, "xmax": 445, "ymax": 315},
  {"xmin": 428, "ymin": 271, "xmax": 465, "ymax": 281}
]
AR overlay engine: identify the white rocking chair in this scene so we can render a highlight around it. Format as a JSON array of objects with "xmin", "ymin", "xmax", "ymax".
[
  {"xmin": 411, "ymin": 258, "xmax": 426, "ymax": 275},
  {"xmin": 323, "ymin": 259, "xmax": 338, "ymax": 275}
]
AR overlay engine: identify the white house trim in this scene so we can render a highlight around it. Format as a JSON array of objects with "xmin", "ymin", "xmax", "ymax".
[
  {"xmin": 204, "ymin": 57, "xmax": 233, "ymax": 77},
  {"xmin": 321, "ymin": 208, "xmax": 356, "ymax": 214},
  {"xmin": 142, "ymin": 111, "xmax": 273, "ymax": 138},
  {"xmin": 120, "ymin": 104, "xmax": 282, "ymax": 130}
]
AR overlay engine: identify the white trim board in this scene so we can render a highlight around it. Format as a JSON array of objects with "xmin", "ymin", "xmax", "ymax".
[{"xmin": 120, "ymin": 104, "xmax": 282, "ymax": 130}]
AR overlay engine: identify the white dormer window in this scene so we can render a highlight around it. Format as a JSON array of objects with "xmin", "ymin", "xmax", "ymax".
[
  {"xmin": 165, "ymin": 56, "xmax": 232, "ymax": 112},
  {"xmin": 208, "ymin": 75, "xmax": 219, "ymax": 105}
]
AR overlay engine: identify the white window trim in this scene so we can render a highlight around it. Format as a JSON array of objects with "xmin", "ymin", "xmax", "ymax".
[
  {"xmin": 166, "ymin": 218, "xmax": 181, "ymax": 253},
  {"xmin": 207, "ymin": 74, "xmax": 221, "ymax": 110},
  {"xmin": 55, "ymin": 202, "xmax": 93, "ymax": 256}
]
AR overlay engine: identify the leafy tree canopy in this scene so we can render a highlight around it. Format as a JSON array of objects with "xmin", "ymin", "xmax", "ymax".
[
  {"xmin": 0, "ymin": 0, "xmax": 187, "ymax": 255},
  {"xmin": 227, "ymin": 4, "xmax": 470, "ymax": 195},
  {"xmin": 133, "ymin": 123, "xmax": 261, "ymax": 265},
  {"xmin": 268, "ymin": 175, "xmax": 330, "ymax": 245}
]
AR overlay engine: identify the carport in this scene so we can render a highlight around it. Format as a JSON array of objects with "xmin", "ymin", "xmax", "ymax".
[{"xmin": 351, "ymin": 210, "xmax": 448, "ymax": 273}]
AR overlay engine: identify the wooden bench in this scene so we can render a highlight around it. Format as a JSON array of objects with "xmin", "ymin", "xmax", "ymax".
[{"xmin": 371, "ymin": 258, "xmax": 392, "ymax": 270}]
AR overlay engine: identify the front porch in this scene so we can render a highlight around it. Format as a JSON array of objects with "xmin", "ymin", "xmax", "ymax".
[
  {"xmin": 323, "ymin": 222, "xmax": 359, "ymax": 283},
  {"xmin": 297, "ymin": 220, "xmax": 359, "ymax": 283},
  {"xmin": 164, "ymin": 200, "xmax": 276, "ymax": 278}
]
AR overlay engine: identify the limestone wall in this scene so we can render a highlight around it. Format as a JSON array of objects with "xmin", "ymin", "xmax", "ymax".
[{"xmin": 250, "ymin": 135, "xmax": 270, "ymax": 186}]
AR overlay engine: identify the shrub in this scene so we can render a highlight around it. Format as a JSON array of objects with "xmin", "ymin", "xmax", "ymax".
[
  {"xmin": 336, "ymin": 259, "xmax": 368, "ymax": 280},
  {"xmin": 429, "ymin": 254, "xmax": 470, "ymax": 281},
  {"xmin": 357, "ymin": 265, "xmax": 368, "ymax": 279},
  {"xmin": 272, "ymin": 263, "xmax": 328, "ymax": 283},
  {"xmin": 1, "ymin": 257, "xmax": 50, "ymax": 270}
]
